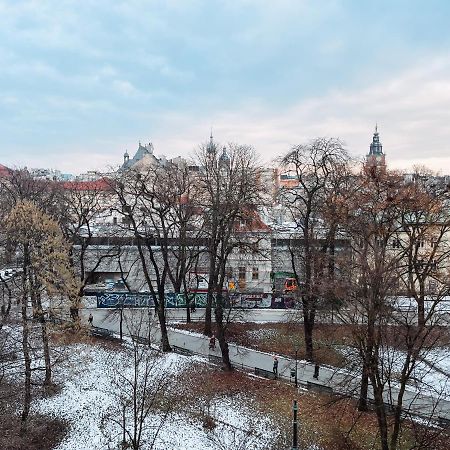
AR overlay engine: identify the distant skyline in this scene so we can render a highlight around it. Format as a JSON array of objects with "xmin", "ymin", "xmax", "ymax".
[{"xmin": 1, "ymin": 1, "xmax": 450, "ymax": 174}]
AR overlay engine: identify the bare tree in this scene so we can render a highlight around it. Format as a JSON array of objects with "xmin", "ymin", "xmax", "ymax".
[
  {"xmin": 395, "ymin": 174, "xmax": 450, "ymax": 327},
  {"xmin": 110, "ymin": 161, "xmax": 201, "ymax": 352},
  {"xmin": 279, "ymin": 138, "xmax": 350, "ymax": 361},
  {"xmin": 153, "ymin": 162, "xmax": 204, "ymax": 324},
  {"xmin": 337, "ymin": 169, "xmax": 450, "ymax": 450},
  {"xmin": 58, "ymin": 179, "xmax": 122, "ymax": 320},
  {"xmin": 196, "ymin": 141, "xmax": 264, "ymax": 370},
  {"xmin": 102, "ymin": 313, "xmax": 173, "ymax": 450}
]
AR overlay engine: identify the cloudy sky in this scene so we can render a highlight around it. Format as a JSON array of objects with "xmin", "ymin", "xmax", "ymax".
[{"xmin": 1, "ymin": 0, "xmax": 450, "ymax": 174}]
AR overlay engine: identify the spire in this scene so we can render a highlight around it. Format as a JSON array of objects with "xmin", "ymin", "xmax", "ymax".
[
  {"xmin": 369, "ymin": 124, "xmax": 383, "ymax": 155},
  {"xmin": 365, "ymin": 125, "xmax": 386, "ymax": 175},
  {"xmin": 207, "ymin": 129, "xmax": 215, "ymax": 154},
  {"xmin": 219, "ymin": 146, "xmax": 230, "ymax": 170}
]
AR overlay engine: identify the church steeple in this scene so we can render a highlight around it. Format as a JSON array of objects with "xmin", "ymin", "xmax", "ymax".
[
  {"xmin": 365, "ymin": 125, "xmax": 386, "ymax": 174},
  {"xmin": 219, "ymin": 146, "xmax": 230, "ymax": 171},
  {"xmin": 207, "ymin": 128, "xmax": 215, "ymax": 154},
  {"xmin": 369, "ymin": 124, "xmax": 383, "ymax": 156}
]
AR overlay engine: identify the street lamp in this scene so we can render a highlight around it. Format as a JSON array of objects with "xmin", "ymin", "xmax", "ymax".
[
  {"xmin": 290, "ymin": 348, "xmax": 298, "ymax": 387},
  {"xmin": 295, "ymin": 349, "xmax": 298, "ymax": 387},
  {"xmin": 292, "ymin": 400, "xmax": 298, "ymax": 450}
]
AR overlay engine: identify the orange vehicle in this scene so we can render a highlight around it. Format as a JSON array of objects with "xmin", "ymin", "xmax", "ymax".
[{"xmin": 284, "ymin": 277, "xmax": 298, "ymax": 293}]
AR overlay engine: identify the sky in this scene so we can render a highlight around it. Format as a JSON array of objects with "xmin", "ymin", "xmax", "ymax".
[{"xmin": 1, "ymin": 0, "xmax": 450, "ymax": 175}]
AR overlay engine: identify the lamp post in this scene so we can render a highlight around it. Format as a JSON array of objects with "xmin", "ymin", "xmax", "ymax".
[
  {"xmin": 295, "ymin": 349, "xmax": 298, "ymax": 388},
  {"xmin": 292, "ymin": 400, "xmax": 298, "ymax": 450}
]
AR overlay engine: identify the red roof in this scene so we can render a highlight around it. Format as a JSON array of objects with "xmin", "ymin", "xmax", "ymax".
[
  {"xmin": 62, "ymin": 177, "xmax": 112, "ymax": 192},
  {"xmin": 0, "ymin": 164, "xmax": 11, "ymax": 178}
]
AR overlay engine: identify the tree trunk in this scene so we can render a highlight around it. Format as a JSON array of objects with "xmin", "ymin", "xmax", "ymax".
[
  {"xmin": 372, "ymin": 382, "xmax": 389, "ymax": 450},
  {"xmin": 214, "ymin": 297, "xmax": 232, "ymax": 371},
  {"xmin": 157, "ymin": 299, "xmax": 172, "ymax": 352},
  {"xmin": 36, "ymin": 293, "xmax": 52, "ymax": 386},
  {"xmin": 417, "ymin": 298, "xmax": 425, "ymax": 328},
  {"xmin": 303, "ymin": 299, "xmax": 315, "ymax": 361},
  {"xmin": 204, "ymin": 291, "xmax": 213, "ymax": 336},
  {"xmin": 358, "ymin": 361, "xmax": 369, "ymax": 411},
  {"xmin": 119, "ymin": 308, "xmax": 123, "ymax": 342},
  {"xmin": 304, "ymin": 320, "xmax": 314, "ymax": 362},
  {"xmin": 204, "ymin": 249, "xmax": 217, "ymax": 337},
  {"xmin": 20, "ymin": 256, "xmax": 32, "ymax": 433},
  {"xmin": 186, "ymin": 297, "xmax": 191, "ymax": 324}
]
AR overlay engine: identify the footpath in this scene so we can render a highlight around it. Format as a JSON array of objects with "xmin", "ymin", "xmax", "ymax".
[{"xmin": 83, "ymin": 308, "xmax": 450, "ymax": 423}]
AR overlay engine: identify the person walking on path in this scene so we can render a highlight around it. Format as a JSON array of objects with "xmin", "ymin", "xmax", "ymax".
[
  {"xmin": 209, "ymin": 334, "xmax": 216, "ymax": 350},
  {"xmin": 313, "ymin": 363, "xmax": 320, "ymax": 379},
  {"xmin": 88, "ymin": 313, "xmax": 93, "ymax": 326},
  {"xmin": 273, "ymin": 356, "xmax": 278, "ymax": 378}
]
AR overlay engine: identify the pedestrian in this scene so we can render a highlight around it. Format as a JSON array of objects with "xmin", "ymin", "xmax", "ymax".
[
  {"xmin": 209, "ymin": 334, "xmax": 216, "ymax": 350},
  {"xmin": 273, "ymin": 356, "xmax": 278, "ymax": 378},
  {"xmin": 190, "ymin": 300, "xmax": 196, "ymax": 313},
  {"xmin": 313, "ymin": 363, "xmax": 320, "ymax": 379},
  {"xmin": 88, "ymin": 313, "xmax": 93, "ymax": 326}
]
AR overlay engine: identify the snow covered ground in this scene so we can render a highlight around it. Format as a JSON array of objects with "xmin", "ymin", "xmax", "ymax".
[
  {"xmin": 337, "ymin": 344, "xmax": 450, "ymax": 402},
  {"xmin": 33, "ymin": 341, "xmax": 280, "ymax": 450}
]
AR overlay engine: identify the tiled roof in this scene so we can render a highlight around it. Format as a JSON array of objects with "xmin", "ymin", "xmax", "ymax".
[{"xmin": 62, "ymin": 177, "xmax": 112, "ymax": 191}]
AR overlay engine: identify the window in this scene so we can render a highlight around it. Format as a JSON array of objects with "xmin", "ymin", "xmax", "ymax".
[
  {"xmin": 416, "ymin": 259, "xmax": 425, "ymax": 271},
  {"xmin": 392, "ymin": 238, "xmax": 401, "ymax": 249},
  {"xmin": 428, "ymin": 280, "xmax": 437, "ymax": 293},
  {"xmin": 113, "ymin": 217, "xmax": 117, "ymax": 225},
  {"xmin": 238, "ymin": 267, "xmax": 246, "ymax": 281},
  {"xmin": 226, "ymin": 267, "xmax": 233, "ymax": 278},
  {"xmin": 252, "ymin": 267, "xmax": 259, "ymax": 280},
  {"xmin": 416, "ymin": 240, "xmax": 425, "ymax": 248}
]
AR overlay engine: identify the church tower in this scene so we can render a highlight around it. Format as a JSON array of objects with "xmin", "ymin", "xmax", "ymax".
[{"xmin": 365, "ymin": 125, "xmax": 386, "ymax": 173}]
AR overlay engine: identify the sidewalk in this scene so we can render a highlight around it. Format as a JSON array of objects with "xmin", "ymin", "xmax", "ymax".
[{"xmin": 83, "ymin": 308, "xmax": 450, "ymax": 422}]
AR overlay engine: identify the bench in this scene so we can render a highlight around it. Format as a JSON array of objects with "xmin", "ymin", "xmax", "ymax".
[
  {"xmin": 131, "ymin": 335, "xmax": 149, "ymax": 345},
  {"xmin": 90, "ymin": 327, "xmax": 114, "ymax": 339},
  {"xmin": 307, "ymin": 380, "xmax": 333, "ymax": 394},
  {"xmin": 254, "ymin": 367, "xmax": 276, "ymax": 380},
  {"xmin": 208, "ymin": 354, "xmax": 222, "ymax": 365},
  {"xmin": 438, "ymin": 416, "xmax": 450, "ymax": 428},
  {"xmin": 173, "ymin": 345, "xmax": 193, "ymax": 356}
]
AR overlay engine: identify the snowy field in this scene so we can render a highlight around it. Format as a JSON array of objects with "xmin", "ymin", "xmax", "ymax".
[{"xmin": 33, "ymin": 341, "xmax": 280, "ymax": 450}]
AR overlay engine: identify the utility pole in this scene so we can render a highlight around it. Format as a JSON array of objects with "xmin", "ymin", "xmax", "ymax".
[{"xmin": 292, "ymin": 400, "xmax": 298, "ymax": 450}]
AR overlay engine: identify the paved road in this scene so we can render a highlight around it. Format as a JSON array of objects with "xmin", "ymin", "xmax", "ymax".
[{"xmin": 82, "ymin": 307, "xmax": 450, "ymax": 422}]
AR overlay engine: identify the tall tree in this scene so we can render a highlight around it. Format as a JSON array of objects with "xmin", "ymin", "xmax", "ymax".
[
  {"xmin": 396, "ymin": 173, "xmax": 450, "ymax": 327},
  {"xmin": 4, "ymin": 200, "xmax": 79, "ymax": 430},
  {"xmin": 58, "ymin": 179, "xmax": 121, "ymax": 319},
  {"xmin": 111, "ymin": 161, "xmax": 201, "ymax": 352},
  {"xmin": 336, "ymin": 169, "xmax": 450, "ymax": 450},
  {"xmin": 197, "ymin": 141, "xmax": 264, "ymax": 370},
  {"xmin": 279, "ymin": 138, "xmax": 350, "ymax": 361}
]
